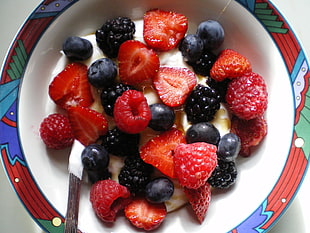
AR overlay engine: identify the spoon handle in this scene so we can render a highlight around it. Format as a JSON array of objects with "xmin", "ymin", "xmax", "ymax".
[{"xmin": 64, "ymin": 173, "xmax": 81, "ymax": 233}]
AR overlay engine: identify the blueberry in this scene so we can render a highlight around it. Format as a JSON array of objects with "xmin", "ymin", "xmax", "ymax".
[
  {"xmin": 88, "ymin": 58, "xmax": 117, "ymax": 88},
  {"xmin": 62, "ymin": 36, "xmax": 93, "ymax": 60},
  {"xmin": 197, "ymin": 20, "xmax": 224, "ymax": 50},
  {"xmin": 81, "ymin": 144, "xmax": 110, "ymax": 171},
  {"xmin": 217, "ymin": 133, "xmax": 241, "ymax": 161},
  {"xmin": 145, "ymin": 177, "xmax": 174, "ymax": 203},
  {"xmin": 186, "ymin": 122, "xmax": 220, "ymax": 145},
  {"xmin": 148, "ymin": 103, "xmax": 175, "ymax": 131},
  {"xmin": 179, "ymin": 34, "xmax": 204, "ymax": 63},
  {"xmin": 87, "ymin": 169, "xmax": 111, "ymax": 184}
]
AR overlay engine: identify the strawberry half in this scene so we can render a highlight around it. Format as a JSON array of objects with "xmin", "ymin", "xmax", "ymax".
[
  {"xmin": 124, "ymin": 197, "xmax": 167, "ymax": 231},
  {"xmin": 143, "ymin": 9, "xmax": 188, "ymax": 51},
  {"xmin": 49, "ymin": 62, "xmax": 94, "ymax": 109},
  {"xmin": 153, "ymin": 67, "xmax": 197, "ymax": 107},
  {"xmin": 210, "ymin": 49, "xmax": 252, "ymax": 82},
  {"xmin": 184, "ymin": 182, "xmax": 212, "ymax": 224},
  {"xmin": 118, "ymin": 40, "xmax": 160, "ymax": 86},
  {"xmin": 140, "ymin": 128, "xmax": 186, "ymax": 178},
  {"xmin": 67, "ymin": 106, "xmax": 108, "ymax": 146}
]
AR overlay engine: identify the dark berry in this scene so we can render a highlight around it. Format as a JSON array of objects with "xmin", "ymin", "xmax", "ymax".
[
  {"xmin": 81, "ymin": 144, "xmax": 110, "ymax": 171},
  {"xmin": 96, "ymin": 16, "xmax": 135, "ymax": 58},
  {"xmin": 100, "ymin": 83, "xmax": 134, "ymax": 116},
  {"xmin": 118, "ymin": 156, "xmax": 153, "ymax": 194},
  {"xmin": 62, "ymin": 36, "xmax": 93, "ymax": 61},
  {"xmin": 186, "ymin": 122, "xmax": 220, "ymax": 145},
  {"xmin": 145, "ymin": 177, "xmax": 174, "ymax": 203},
  {"xmin": 179, "ymin": 34, "xmax": 204, "ymax": 63},
  {"xmin": 187, "ymin": 50, "xmax": 217, "ymax": 76},
  {"xmin": 87, "ymin": 58, "xmax": 117, "ymax": 88},
  {"xmin": 208, "ymin": 159, "xmax": 237, "ymax": 189},
  {"xmin": 101, "ymin": 127, "xmax": 140, "ymax": 157},
  {"xmin": 206, "ymin": 77, "xmax": 230, "ymax": 103},
  {"xmin": 197, "ymin": 20, "xmax": 224, "ymax": 50},
  {"xmin": 148, "ymin": 103, "xmax": 175, "ymax": 131},
  {"xmin": 87, "ymin": 169, "xmax": 111, "ymax": 184},
  {"xmin": 185, "ymin": 84, "xmax": 221, "ymax": 124},
  {"xmin": 217, "ymin": 133, "xmax": 241, "ymax": 161}
]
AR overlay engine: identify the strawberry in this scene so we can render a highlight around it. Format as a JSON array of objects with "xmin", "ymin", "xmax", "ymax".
[
  {"xmin": 90, "ymin": 179, "xmax": 132, "ymax": 222},
  {"xmin": 231, "ymin": 115, "xmax": 267, "ymax": 157},
  {"xmin": 140, "ymin": 128, "xmax": 186, "ymax": 178},
  {"xmin": 143, "ymin": 9, "xmax": 188, "ymax": 51},
  {"xmin": 124, "ymin": 197, "xmax": 167, "ymax": 231},
  {"xmin": 118, "ymin": 40, "xmax": 160, "ymax": 86},
  {"xmin": 184, "ymin": 182, "xmax": 212, "ymax": 223},
  {"xmin": 210, "ymin": 49, "xmax": 252, "ymax": 82},
  {"xmin": 174, "ymin": 142, "xmax": 217, "ymax": 189},
  {"xmin": 152, "ymin": 67, "xmax": 197, "ymax": 107},
  {"xmin": 48, "ymin": 62, "xmax": 94, "ymax": 109},
  {"xmin": 67, "ymin": 106, "xmax": 108, "ymax": 146}
]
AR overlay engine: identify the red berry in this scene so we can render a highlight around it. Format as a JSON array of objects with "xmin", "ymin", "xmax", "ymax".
[
  {"xmin": 124, "ymin": 197, "xmax": 167, "ymax": 231},
  {"xmin": 118, "ymin": 40, "xmax": 160, "ymax": 86},
  {"xmin": 184, "ymin": 182, "xmax": 212, "ymax": 223},
  {"xmin": 226, "ymin": 72, "xmax": 268, "ymax": 120},
  {"xmin": 90, "ymin": 179, "xmax": 131, "ymax": 222},
  {"xmin": 143, "ymin": 9, "xmax": 188, "ymax": 51},
  {"xmin": 67, "ymin": 106, "xmax": 108, "ymax": 146},
  {"xmin": 153, "ymin": 67, "xmax": 197, "ymax": 107},
  {"xmin": 210, "ymin": 49, "xmax": 252, "ymax": 82},
  {"xmin": 113, "ymin": 90, "xmax": 151, "ymax": 134},
  {"xmin": 39, "ymin": 113, "xmax": 74, "ymax": 150},
  {"xmin": 140, "ymin": 128, "xmax": 186, "ymax": 178},
  {"xmin": 48, "ymin": 62, "xmax": 94, "ymax": 109},
  {"xmin": 231, "ymin": 115, "xmax": 267, "ymax": 157},
  {"xmin": 174, "ymin": 142, "xmax": 217, "ymax": 189}
]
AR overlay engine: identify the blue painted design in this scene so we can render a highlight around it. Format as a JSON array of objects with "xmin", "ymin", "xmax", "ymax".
[
  {"xmin": 0, "ymin": 79, "xmax": 20, "ymax": 119},
  {"xmin": 235, "ymin": 0, "xmax": 256, "ymax": 12},
  {"xmin": 0, "ymin": 101, "xmax": 25, "ymax": 166}
]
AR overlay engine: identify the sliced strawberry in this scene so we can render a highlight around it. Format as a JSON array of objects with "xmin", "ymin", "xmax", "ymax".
[
  {"xmin": 124, "ymin": 197, "xmax": 167, "ymax": 231},
  {"xmin": 49, "ymin": 62, "xmax": 94, "ymax": 109},
  {"xmin": 184, "ymin": 182, "xmax": 212, "ymax": 224},
  {"xmin": 210, "ymin": 49, "xmax": 252, "ymax": 82},
  {"xmin": 140, "ymin": 128, "xmax": 186, "ymax": 178},
  {"xmin": 118, "ymin": 40, "xmax": 160, "ymax": 86},
  {"xmin": 153, "ymin": 67, "xmax": 197, "ymax": 107},
  {"xmin": 67, "ymin": 106, "xmax": 108, "ymax": 146},
  {"xmin": 143, "ymin": 9, "xmax": 188, "ymax": 51}
]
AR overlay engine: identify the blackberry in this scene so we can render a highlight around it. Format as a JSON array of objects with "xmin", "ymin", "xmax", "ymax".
[
  {"xmin": 96, "ymin": 16, "xmax": 135, "ymax": 58},
  {"xmin": 208, "ymin": 159, "xmax": 237, "ymax": 189},
  {"xmin": 100, "ymin": 83, "xmax": 134, "ymax": 116},
  {"xmin": 187, "ymin": 50, "xmax": 217, "ymax": 76},
  {"xmin": 118, "ymin": 155, "xmax": 153, "ymax": 194},
  {"xmin": 184, "ymin": 84, "xmax": 221, "ymax": 124},
  {"xmin": 101, "ymin": 127, "xmax": 140, "ymax": 157},
  {"xmin": 206, "ymin": 77, "xmax": 230, "ymax": 103}
]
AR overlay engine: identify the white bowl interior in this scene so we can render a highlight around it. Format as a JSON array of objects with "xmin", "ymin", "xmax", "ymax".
[{"xmin": 18, "ymin": 0, "xmax": 294, "ymax": 232}]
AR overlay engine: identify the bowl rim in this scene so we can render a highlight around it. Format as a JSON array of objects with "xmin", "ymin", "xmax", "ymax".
[{"xmin": 0, "ymin": 0, "xmax": 309, "ymax": 232}]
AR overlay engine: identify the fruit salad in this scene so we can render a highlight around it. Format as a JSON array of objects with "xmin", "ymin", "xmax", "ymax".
[{"xmin": 39, "ymin": 8, "xmax": 268, "ymax": 231}]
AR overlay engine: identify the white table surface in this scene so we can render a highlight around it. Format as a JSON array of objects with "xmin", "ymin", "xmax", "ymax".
[{"xmin": 0, "ymin": 0, "xmax": 309, "ymax": 232}]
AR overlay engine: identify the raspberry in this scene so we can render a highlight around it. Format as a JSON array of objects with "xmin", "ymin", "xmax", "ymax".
[
  {"xmin": 174, "ymin": 142, "xmax": 218, "ymax": 189},
  {"xmin": 226, "ymin": 72, "xmax": 268, "ymax": 120},
  {"xmin": 90, "ymin": 179, "xmax": 131, "ymax": 222},
  {"xmin": 39, "ymin": 113, "xmax": 74, "ymax": 150},
  {"xmin": 113, "ymin": 90, "xmax": 151, "ymax": 134},
  {"xmin": 231, "ymin": 115, "xmax": 267, "ymax": 157}
]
